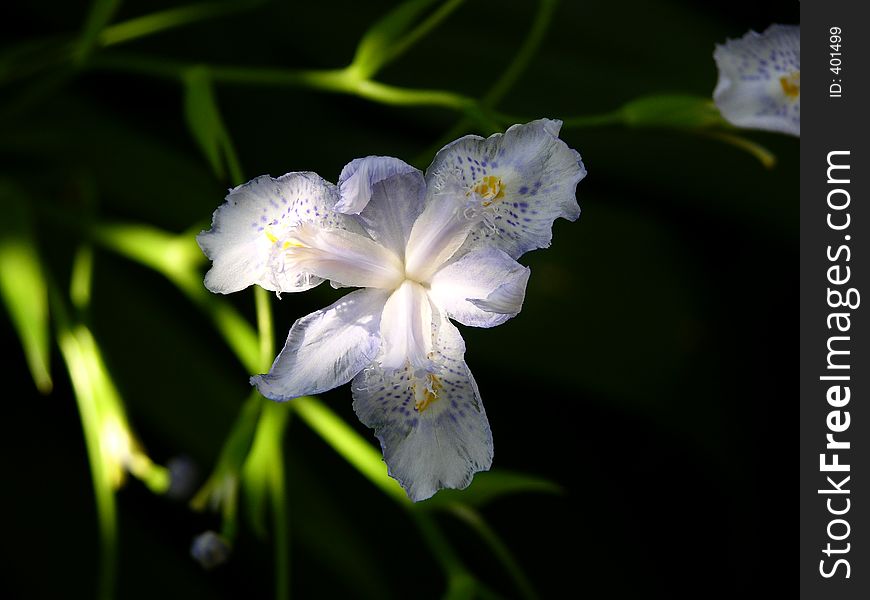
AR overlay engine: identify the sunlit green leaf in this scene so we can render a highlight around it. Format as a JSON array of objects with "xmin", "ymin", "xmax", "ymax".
[
  {"xmin": 0, "ymin": 180, "xmax": 52, "ymax": 393},
  {"xmin": 423, "ymin": 470, "xmax": 561, "ymax": 509},
  {"xmin": 91, "ymin": 221, "xmax": 205, "ymax": 289},
  {"xmin": 92, "ymin": 220, "xmax": 261, "ymax": 373}
]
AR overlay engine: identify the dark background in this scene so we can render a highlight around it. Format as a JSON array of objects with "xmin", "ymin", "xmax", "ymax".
[{"xmin": 2, "ymin": 0, "xmax": 798, "ymax": 598}]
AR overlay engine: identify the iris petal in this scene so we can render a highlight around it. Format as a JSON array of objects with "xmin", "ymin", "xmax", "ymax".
[
  {"xmin": 430, "ymin": 246, "xmax": 529, "ymax": 328},
  {"xmin": 713, "ymin": 24, "xmax": 800, "ymax": 136},
  {"xmin": 252, "ymin": 288, "xmax": 388, "ymax": 401},
  {"xmin": 197, "ymin": 172, "xmax": 365, "ymax": 294},
  {"xmin": 352, "ymin": 309, "xmax": 493, "ymax": 502},
  {"xmin": 336, "ymin": 156, "xmax": 418, "ymax": 215},
  {"xmin": 424, "ymin": 119, "xmax": 585, "ymax": 261},
  {"xmin": 355, "ymin": 169, "xmax": 426, "ymax": 260}
]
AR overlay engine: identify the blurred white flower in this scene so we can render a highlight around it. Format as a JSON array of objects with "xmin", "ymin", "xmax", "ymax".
[
  {"xmin": 713, "ymin": 24, "xmax": 800, "ymax": 136},
  {"xmin": 198, "ymin": 120, "xmax": 585, "ymax": 501}
]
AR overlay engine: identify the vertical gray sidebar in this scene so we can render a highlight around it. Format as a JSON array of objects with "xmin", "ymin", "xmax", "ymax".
[{"xmin": 800, "ymin": 2, "xmax": 869, "ymax": 599}]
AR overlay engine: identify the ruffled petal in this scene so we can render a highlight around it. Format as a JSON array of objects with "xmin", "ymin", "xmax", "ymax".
[
  {"xmin": 197, "ymin": 172, "xmax": 366, "ymax": 294},
  {"xmin": 429, "ymin": 246, "xmax": 529, "ymax": 328},
  {"xmin": 355, "ymin": 169, "xmax": 426, "ymax": 260},
  {"xmin": 424, "ymin": 119, "xmax": 586, "ymax": 261},
  {"xmin": 336, "ymin": 156, "xmax": 419, "ymax": 215},
  {"xmin": 713, "ymin": 24, "xmax": 800, "ymax": 136},
  {"xmin": 352, "ymin": 310, "xmax": 493, "ymax": 501},
  {"xmin": 252, "ymin": 288, "xmax": 388, "ymax": 401}
]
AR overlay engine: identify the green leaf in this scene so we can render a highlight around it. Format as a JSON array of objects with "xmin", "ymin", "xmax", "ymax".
[
  {"xmin": 90, "ymin": 221, "xmax": 205, "ymax": 290},
  {"xmin": 241, "ymin": 402, "xmax": 290, "ymax": 538},
  {"xmin": 621, "ymin": 94, "xmax": 725, "ymax": 129},
  {"xmin": 191, "ymin": 392, "xmax": 263, "ymax": 516},
  {"xmin": 183, "ymin": 67, "xmax": 244, "ymax": 184},
  {"xmin": 184, "ymin": 67, "xmax": 226, "ymax": 179},
  {"xmin": 0, "ymin": 179, "xmax": 52, "ymax": 393},
  {"xmin": 350, "ymin": 0, "xmax": 439, "ymax": 77},
  {"xmin": 423, "ymin": 470, "xmax": 561, "ymax": 509},
  {"xmin": 91, "ymin": 221, "xmax": 261, "ymax": 373}
]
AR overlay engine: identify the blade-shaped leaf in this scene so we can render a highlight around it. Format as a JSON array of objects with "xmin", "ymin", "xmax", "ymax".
[
  {"xmin": 0, "ymin": 179, "xmax": 52, "ymax": 393},
  {"xmin": 183, "ymin": 67, "xmax": 243, "ymax": 183}
]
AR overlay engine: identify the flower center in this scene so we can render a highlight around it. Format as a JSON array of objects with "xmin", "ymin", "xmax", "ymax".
[
  {"xmin": 470, "ymin": 175, "xmax": 506, "ymax": 206},
  {"xmin": 779, "ymin": 71, "xmax": 800, "ymax": 100},
  {"xmin": 265, "ymin": 229, "xmax": 304, "ymax": 249},
  {"xmin": 413, "ymin": 373, "xmax": 443, "ymax": 413}
]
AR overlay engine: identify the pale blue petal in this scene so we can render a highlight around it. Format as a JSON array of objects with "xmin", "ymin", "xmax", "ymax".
[
  {"xmin": 336, "ymin": 156, "xmax": 418, "ymax": 214},
  {"xmin": 197, "ymin": 172, "xmax": 365, "ymax": 294},
  {"xmin": 425, "ymin": 119, "xmax": 586, "ymax": 261},
  {"xmin": 429, "ymin": 246, "xmax": 529, "ymax": 328},
  {"xmin": 252, "ymin": 288, "xmax": 388, "ymax": 401},
  {"xmin": 355, "ymin": 169, "xmax": 426, "ymax": 260},
  {"xmin": 713, "ymin": 24, "xmax": 800, "ymax": 136},
  {"xmin": 352, "ymin": 310, "xmax": 493, "ymax": 502}
]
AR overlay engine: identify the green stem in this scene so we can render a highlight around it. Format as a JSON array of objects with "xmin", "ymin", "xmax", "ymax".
[
  {"xmin": 254, "ymin": 286, "xmax": 273, "ymax": 369},
  {"xmin": 409, "ymin": 511, "xmax": 466, "ymax": 578},
  {"xmin": 415, "ymin": 0, "xmax": 558, "ymax": 165},
  {"xmin": 254, "ymin": 268, "xmax": 290, "ymax": 600},
  {"xmin": 703, "ymin": 131, "xmax": 777, "ymax": 169},
  {"xmin": 560, "ymin": 110, "xmax": 625, "ymax": 128},
  {"xmin": 482, "ymin": 0, "xmax": 558, "ymax": 107},
  {"xmin": 90, "ymin": 55, "xmax": 481, "ymax": 116},
  {"xmin": 268, "ymin": 406, "xmax": 290, "ymax": 600},
  {"xmin": 293, "ymin": 396, "xmax": 408, "ymax": 503},
  {"xmin": 376, "ymin": 0, "xmax": 467, "ymax": 74}
]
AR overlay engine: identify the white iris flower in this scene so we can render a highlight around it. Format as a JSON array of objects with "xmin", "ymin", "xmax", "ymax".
[
  {"xmin": 198, "ymin": 119, "xmax": 586, "ymax": 501},
  {"xmin": 713, "ymin": 24, "xmax": 800, "ymax": 136}
]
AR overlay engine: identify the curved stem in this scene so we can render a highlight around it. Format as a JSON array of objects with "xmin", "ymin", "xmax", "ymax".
[
  {"xmin": 375, "ymin": 0, "xmax": 468, "ymax": 74},
  {"xmin": 483, "ymin": 0, "xmax": 558, "ymax": 107},
  {"xmin": 560, "ymin": 111, "xmax": 625, "ymax": 128},
  {"xmin": 415, "ymin": 0, "xmax": 558, "ymax": 164},
  {"xmin": 447, "ymin": 503, "xmax": 538, "ymax": 600}
]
